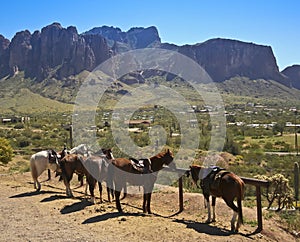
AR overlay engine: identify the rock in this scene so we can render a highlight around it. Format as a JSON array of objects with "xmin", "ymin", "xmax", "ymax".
[
  {"xmin": 177, "ymin": 38, "xmax": 286, "ymax": 83},
  {"xmin": 281, "ymin": 64, "xmax": 300, "ymax": 89},
  {"xmin": 0, "ymin": 22, "xmax": 111, "ymax": 81}
]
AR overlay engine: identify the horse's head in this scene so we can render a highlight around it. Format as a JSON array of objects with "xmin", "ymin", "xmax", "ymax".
[
  {"xmin": 161, "ymin": 149, "xmax": 175, "ymax": 168},
  {"xmin": 101, "ymin": 148, "xmax": 114, "ymax": 160},
  {"xmin": 189, "ymin": 165, "xmax": 202, "ymax": 187}
]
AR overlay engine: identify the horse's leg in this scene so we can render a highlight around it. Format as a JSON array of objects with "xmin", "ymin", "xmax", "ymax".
[
  {"xmin": 115, "ymin": 190, "xmax": 122, "ymax": 213},
  {"xmin": 98, "ymin": 181, "xmax": 103, "ymax": 203},
  {"xmin": 223, "ymin": 198, "xmax": 239, "ymax": 232},
  {"xmin": 62, "ymin": 170, "xmax": 73, "ymax": 197},
  {"xmin": 114, "ymin": 180, "xmax": 123, "ymax": 212},
  {"xmin": 146, "ymin": 192, "xmax": 152, "ymax": 214},
  {"xmin": 47, "ymin": 169, "xmax": 51, "ymax": 181},
  {"xmin": 106, "ymin": 186, "xmax": 111, "ymax": 202},
  {"xmin": 33, "ymin": 178, "xmax": 41, "ymax": 192},
  {"xmin": 78, "ymin": 174, "xmax": 84, "ymax": 187},
  {"xmin": 105, "ymin": 180, "xmax": 113, "ymax": 202},
  {"xmin": 121, "ymin": 183, "xmax": 127, "ymax": 200},
  {"xmin": 30, "ymin": 162, "xmax": 41, "ymax": 192},
  {"xmin": 211, "ymin": 196, "xmax": 216, "ymax": 222},
  {"xmin": 87, "ymin": 175, "xmax": 97, "ymax": 204},
  {"xmin": 143, "ymin": 193, "xmax": 147, "ymax": 213},
  {"xmin": 63, "ymin": 177, "xmax": 73, "ymax": 197},
  {"xmin": 84, "ymin": 179, "xmax": 88, "ymax": 195},
  {"xmin": 204, "ymin": 194, "xmax": 211, "ymax": 223}
]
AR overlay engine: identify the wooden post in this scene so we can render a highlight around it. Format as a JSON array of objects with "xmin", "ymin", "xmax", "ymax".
[
  {"xmin": 241, "ymin": 177, "xmax": 269, "ymax": 232},
  {"xmin": 256, "ymin": 185, "xmax": 263, "ymax": 231},
  {"xmin": 69, "ymin": 124, "xmax": 73, "ymax": 148},
  {"xmin": 179, "ymin": 176, "xmax": 184, "ymax": 212}
]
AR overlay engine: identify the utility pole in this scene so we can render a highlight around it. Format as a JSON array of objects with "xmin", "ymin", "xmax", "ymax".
[{"xmin": 295, "ymin": 111, "xmax": 298, "ymax": 156}]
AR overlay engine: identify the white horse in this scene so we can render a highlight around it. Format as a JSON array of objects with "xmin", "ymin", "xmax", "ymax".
[
  {"xmin": 69, "ymin": 144, "xmax": 91, "ymax": 157},
  {"xmin": 30, "ymin": 150, "xmax": 60, "ymax": 191}
]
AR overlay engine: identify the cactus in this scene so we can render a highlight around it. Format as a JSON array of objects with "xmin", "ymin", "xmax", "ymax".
[{"xmin": 294, "ymin": 162, "xmax": 299, "ymax": 201}]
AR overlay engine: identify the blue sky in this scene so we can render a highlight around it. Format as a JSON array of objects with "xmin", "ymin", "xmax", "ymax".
[{"xmin": 0, "ymin": 0, "xmax": 299, "ymax": 70}]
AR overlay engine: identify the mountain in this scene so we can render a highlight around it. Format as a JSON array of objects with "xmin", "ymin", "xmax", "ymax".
[
  {"xmin": 0, "ymin": 23, "xmax": 111, "ymax": 80},
  {"xmin": 0, "ymin": 22, "xmax": 299, "ymax": 90},
  {"xmin": 83, "ymin": 25, "xmax": 161, "ymax": 51},
  {"xmin": 281, "ymin": 65, "xmax": 300, "ymax": 89},
  {"xmin": 162, "ymin": 39, "xmax": 286, "ymax": 83}
]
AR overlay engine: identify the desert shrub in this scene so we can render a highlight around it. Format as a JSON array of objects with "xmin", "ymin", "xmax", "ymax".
[
  {"xmin": 17, "ymin": 136, "xmax": 30, "ymax": 147},
  {"xmin": 255, "ymin": 173, "xmax": 294, "ymax": 211},
  {"xmin": 14, "ymin": 123, "xmax": 24, "ymax": 129},
  {"xmin": 0, "ymin": 138, "xmax": 13, "ymax": 164},
  {"xmin": 264, "ymin": 142, "xmax": 273, "ymax": 150}
]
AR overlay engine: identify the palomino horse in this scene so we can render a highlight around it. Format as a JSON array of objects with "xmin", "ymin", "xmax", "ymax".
[
  {"xmin": 108, "ymin": 149, "xmax": 175, "ymax": 214},
  {"xmin": 30, "ymin": 149, "xmax": 60, "ymax": 191},
  {"xmin": 189, "ymin": 165, "xmax": 245, "ymax": 232},
  {"xmin": 59, "ymin": 148, "xmax": 114, "ymax": 203}
]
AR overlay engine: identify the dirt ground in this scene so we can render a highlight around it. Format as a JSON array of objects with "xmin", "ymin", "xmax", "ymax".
[{"xmin": 0, "ymin": 166, "xmax": 298, "ymax": 242}]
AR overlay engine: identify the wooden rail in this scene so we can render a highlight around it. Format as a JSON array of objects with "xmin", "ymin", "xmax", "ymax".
[
  {"xmin": 163, "ymin": 167, "xmax": 269, "ymax": 232},
  {"xmin": 240, "ymin": 176, "xmax": 269, "ymax": 232}
]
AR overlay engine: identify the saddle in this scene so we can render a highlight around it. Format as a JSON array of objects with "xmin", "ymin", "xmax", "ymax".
[
  {"xmin": 201, "ymin": 166, "xmax": 230, "ymax": 194},
  {"xmin": 48, "ymin": 150, "xmax": 58, "ymax": 164},
  {"xmin": 130, "ymin": 158, "xmax": 152, "ymax": 173}
]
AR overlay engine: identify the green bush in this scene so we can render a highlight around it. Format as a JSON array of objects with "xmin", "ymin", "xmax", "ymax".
[
  {"xmin": 14, "ymin": 123, "xmax": 24, "ymax": 129},
  {"xmin": 0, "ymin": 138, "xmax": 13, "ymax": 164}
]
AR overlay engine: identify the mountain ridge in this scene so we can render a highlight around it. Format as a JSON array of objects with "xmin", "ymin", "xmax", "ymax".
[{"xmin": 0, "ymin": 22, "xmax": 299, "ymax": 90}]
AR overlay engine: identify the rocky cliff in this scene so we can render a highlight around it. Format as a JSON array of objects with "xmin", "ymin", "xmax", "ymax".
[
  {"xmin": 176, "ymin": 39, "xmax": 286, "ymax": 83},
  {"xmin": 83, "ymin": 25, "xmax": 161, "ymax": 52},
  {"xmin": 281, "ymin": 65, "xmax": 300, "ymax": 89},
  {"xmin": 0, "ymin": 23, "xmax": 298, "ymax": 89},
  {"xmin": 0, "ymin": 23, "xmax": 111, "ymax": 80}
]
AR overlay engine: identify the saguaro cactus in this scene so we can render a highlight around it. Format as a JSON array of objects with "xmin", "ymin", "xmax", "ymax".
[{"xmin": 294, "ymin": 162, "xmax": 299, "ymax": 203}]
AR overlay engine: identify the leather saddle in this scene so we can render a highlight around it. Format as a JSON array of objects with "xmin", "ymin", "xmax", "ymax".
[
  {"xmin": 48, "ymin": 150, "xmax": 58, "ymax": 164},
  {"xmin": 201, "ymin": 166, "xmax": 230, "ymax": 193},
  {"xmin": 130, "ymin": 158, "xmax": 152, "ymax": 173}
]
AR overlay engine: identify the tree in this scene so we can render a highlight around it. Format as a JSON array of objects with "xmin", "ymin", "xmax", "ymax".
[
  {"xmin": 272, "ymin": 121, "xmax": 285, "ymax": 136},
  {"xmin": 0, "ymin": 138, "xmax": 13, "ymax": 164},
  {"xmin": 255, "ymin": 174, "xmax": 294, "ymax": 211}
]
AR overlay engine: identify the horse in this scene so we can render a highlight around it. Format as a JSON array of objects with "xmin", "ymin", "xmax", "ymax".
[
  {"xmin": 30, "ymin": 149, "xmax": 60, "ymax": 191},
  {"xmin": 69, "ymin": 144, "xmax": 90, "ymax": 156},
  {"xmin": 59, "ymin": 148, "xmax": 114, "ymax": 203},
  {"xmin": 108, "ymin": 149, "xmax": 175, "ymax": 214},
  {"xmin": 188, "ymin": 165, "xmax": 245, "ymax": 232}
]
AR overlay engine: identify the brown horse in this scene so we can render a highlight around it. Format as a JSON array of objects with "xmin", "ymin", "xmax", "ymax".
[
  {"xmin": 108, "ymin": 149, "xmax": 175, "ymax": 214},
  {"xmin": 189, "ymin": 165, "xmax": 245, "ymax": 232},
  {"xmin": 59, "ymin": 148, "xmax": 114, "ymax": 203}
]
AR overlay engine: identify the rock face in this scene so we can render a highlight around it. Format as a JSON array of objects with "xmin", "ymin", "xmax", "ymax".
[
  {"xmin": 0, "ymin": 23, "xmax": 111, "ymax": 80},
  {"xmin": 0, "ymin": 35, "xmax": 10, "ymax": 76},
  {"xmin": 83, "ymin": 26, "xmax": 161, "ymax": 51},
  {"xmin": 175, "ymin": 39, "xmax": 285, "ymax": 83},
  {"xmin": 281, "ymin": 65, "xmax": 300, "ymax": 89},
  {"xmin": 0, "ymin": 23, "xmax": 296, "ymax": 89}
]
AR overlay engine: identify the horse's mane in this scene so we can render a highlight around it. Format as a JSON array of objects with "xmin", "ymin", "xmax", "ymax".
[{"xmin": 151, "ymin": 149, "xmax": 172, "ymax": 159}]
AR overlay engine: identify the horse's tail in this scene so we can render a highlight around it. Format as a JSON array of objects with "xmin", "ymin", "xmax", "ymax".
[
  {"xmin": 107, "ymin": 163, "xmax": 115, "ymax": 196},
  {"xmin": 30, "ymin": 156, "xmax": 37, "ymax": 180},
  {"xmin": 59, "ymin": 158, "xmax": 68, "ymax": 182},
  {"xmin": 237, "ymin": 179, "xmax": 244, "ymax": 225},
  {"xmin": 30, "ymin": 155, "xmax": 40, "ymax": 191}
]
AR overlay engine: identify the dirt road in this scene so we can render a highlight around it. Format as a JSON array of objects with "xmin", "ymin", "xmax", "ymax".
[{"xmin": 0, "ymin": 170, "xmax": 297, "ymax": 242}]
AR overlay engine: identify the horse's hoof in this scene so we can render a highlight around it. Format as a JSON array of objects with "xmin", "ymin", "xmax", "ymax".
[{"xmin": 211, "ymin": 219, "xmax": 216, "ymax": 222}]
